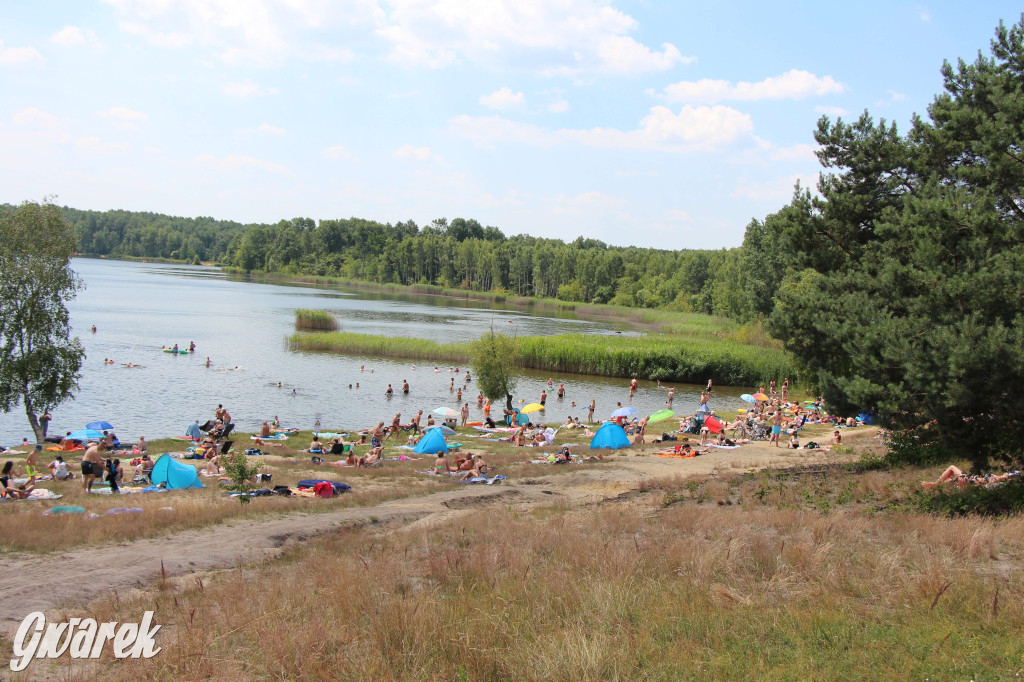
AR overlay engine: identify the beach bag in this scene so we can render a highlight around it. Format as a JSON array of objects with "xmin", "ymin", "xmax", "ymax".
[
  {"xmin": 273, "ymin": 485, "xmax": 292, "ymax": 496},
  {"xmin": 313, "ymin": 481, "xmax": 334, "ymax": 498},
  {"xmin": 805, "ymin": 442, "xmax": 819, "ymax": 449}
]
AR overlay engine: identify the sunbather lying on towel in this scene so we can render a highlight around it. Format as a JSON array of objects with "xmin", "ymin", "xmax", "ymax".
[{"xmin": 922, "ymin": 465, "xmax": 1020, "ymax": 488}]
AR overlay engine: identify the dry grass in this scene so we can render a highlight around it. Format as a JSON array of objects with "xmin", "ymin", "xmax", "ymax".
[{"xmin": 55, "ymin": 462, "xmax": 1024, "ymax": 681}]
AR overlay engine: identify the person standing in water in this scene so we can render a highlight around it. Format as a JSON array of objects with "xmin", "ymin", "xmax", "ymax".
[{"xmin": 588, "ymin": 400, "xmax": 596, "ymax": 423}]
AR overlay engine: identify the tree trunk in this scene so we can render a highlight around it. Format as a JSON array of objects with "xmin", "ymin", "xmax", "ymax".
[
  {"xmin": 23, "ymin": 396, "xmax": 43, "ymax": 444},
  {"xmin": 505, "ymin": 393, "xmax": 514, "ymax": 413}
]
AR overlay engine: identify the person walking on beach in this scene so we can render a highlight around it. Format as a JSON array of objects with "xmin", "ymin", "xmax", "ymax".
[
  {"xmin": 461, "ymin": 402, "xmax": 470, "ymax": 427},
  {"xmin": 411, "ymin": 410, "xmax": 423, "ymax": 434}
]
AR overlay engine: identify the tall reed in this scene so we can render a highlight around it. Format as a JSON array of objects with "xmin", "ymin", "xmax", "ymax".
[{"xmin": 294, "ymin": 309, "xmax": 339, "ymax": 331}]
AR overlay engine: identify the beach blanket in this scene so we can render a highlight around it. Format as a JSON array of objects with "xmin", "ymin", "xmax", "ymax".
[
  {"xmin": 26, "ymin": 489, "xmax": 63, "ymax": 500},
  {"xmin": 710, "ymin": 444, "xmax": 741, "ymax": 449},
  {"xmin": 314, "ymin": 432, "xmax": 346, "ymax": 439},
  {"xmin": 252, "ymin": 434, "xmax": 289, "ymax": 441},
  {"xmin": 460, "ymin": 475, "xmax": 507, "ymax": 485},
  {"xmin": 386, "ymin": 455, "xmax": 422, "ymax": 461}
]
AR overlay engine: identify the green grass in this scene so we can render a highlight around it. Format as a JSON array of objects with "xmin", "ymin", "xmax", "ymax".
[
  {"xmin": 294, "ymin": 309, "xmax": 338, "ymax": 331},
  {"xmin": 289, "ymin": 330, "xmax": 797, "ymax": 385}
]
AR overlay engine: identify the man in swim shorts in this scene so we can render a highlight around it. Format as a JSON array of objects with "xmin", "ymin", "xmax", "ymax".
[
  {"xmin": 25, "ymin": 443, "xmax": 41, "ymax": 477},
  {"xmin": 770, "ymin": 411, "xmax": 783, "ymax": 447},
  {"xmin": 81, "ymin": 440, "xmax": 106, "ymax": 492}
]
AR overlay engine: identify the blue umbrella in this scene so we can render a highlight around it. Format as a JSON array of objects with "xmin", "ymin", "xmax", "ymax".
[
  {"xmin": 740, "ymin": 394, "xmax": 756, "ymax": 403},
  {"xmin": 67, "ymin": 429, "xmax": 104, "ymax": 441},
  {"xmin": 611, "ymin": 406, "xmax": 638, "ymax": 418},
  {"xmin": 86, "ymin": 421, "xmax": 114, "ymax": 431}
]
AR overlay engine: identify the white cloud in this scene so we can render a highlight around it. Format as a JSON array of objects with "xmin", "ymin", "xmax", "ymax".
[
  {"xmin": 323, "ymin": 145, "xmax": 357, "ymax": 161},
  {"xmin": 814, "ymin": 105, "xmax": 848, "ymax": 116},
  {"xmin": 480, "ymin": 87, "xmax": 525, "ymax": 110},
  {"xmin": 917, "ymin": 5, "xmax": 931, "ymax": 21},
  {"xmin": 768, "ymin": 143, "xmax": 818, "ymax": 163},
  {"xmin": 665, "ymin": 209, "xmax": 689, "ymax": 221},
  {"xmin": 657, "ymin": 69, "xmax": 845, "ymax": 103},
  {"xmin": 450, "ymin": 104, "xmax": 754, "ymax": 153},
  {"xmin": 0, "ymin": 40, "xmax": 45, "ymax": 67},
  {"xmin": 393, "ymin": 144, "xmax": 441, "ymax": 162},
  {"xmin": 75, "ymin": 136, "xmax": 130, "ymax": 153},
  {"xmin": 51, "ymin": 26, "xmax": 104, "ymax": 49},
  {"xmin": 376, "ymin": 0, "xmax": 691, "ymax": 75},
  {"xmin": 874, "ymin": 90, "xmax": 908, "ymax": 107},
  {"xmin": 732, "ymin": 173, "xmax": 818, "ymax": 201},
  {"xmin": 192, "ymin": 153, "xmax": 294, "ymax": 177},
  {"xmin": 96, "ymin": 106, "xmax": 148, "ymax": 130},
  {"xmin": 222, "ymin": 79, "xmax": 278, "ymax": 97},
  {"xmin": 548, "ymin": 97, "xmax": 569, "ymax": 113},
  {"xmin": 12, "ymin": 108, "xmax": 69, "ymax": 142},
  {"xmin": 105, "ymin": 0, "xmax": 379, "ymax": 66}
]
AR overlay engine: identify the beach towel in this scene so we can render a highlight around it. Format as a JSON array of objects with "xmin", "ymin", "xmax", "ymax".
[
  {"xmin": 656, "ymin": 451, "xmax": 698, "ymax": 459},
  {"xmin": 460, "ymin": 474, "xmax": 507, "ymax": 484},
  {"xmin": 252, "ymin": 434, "xmax": 289, "ymax": 441},
  {"xmin": 710, "ymin": 444, "xmax": 740, "ymax": 449},
  {"xmin": 26, "ymin": 489, "xmax": 63, "ymax": 500}
]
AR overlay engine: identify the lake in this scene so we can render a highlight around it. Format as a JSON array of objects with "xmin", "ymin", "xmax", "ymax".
[{"xmin": 0, "ymin": 259, "xmax": 745, "ymax": 445}]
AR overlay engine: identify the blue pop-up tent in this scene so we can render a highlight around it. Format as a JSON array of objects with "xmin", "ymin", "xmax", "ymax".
[
  {"xmin": 150, "ymin": 454, "xmax": 205, "ymax": 489},
  {"xmin": 413, "ymin": 428, "xmax": 449, "ymax": 454},
  {"xmin": 589, "ymin": 422, "xmax": 631, "ymax": 450}
]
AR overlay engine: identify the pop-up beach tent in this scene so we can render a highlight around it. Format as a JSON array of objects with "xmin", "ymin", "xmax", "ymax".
[
  {"xmin": 150, "ymin": 454, "xmax": 205, "ymax": 489},
  {"xmin": 589, "ymin": 422, "xmax": 631, "ymax": 450},
  {"xmin": 413, "ymin": 427, "xmax": 449, "ymax": 455}
]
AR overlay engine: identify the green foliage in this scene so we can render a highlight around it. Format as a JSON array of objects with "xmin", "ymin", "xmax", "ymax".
[
  {"xmin": 767, "ymin": 17, "xmax": 1024, "ymax": 470},
  {"xmin": 294, "ymin": 309, "xmax": 338, "ymax": 331},
  {"xmin": 470, "ymin": 332, "xmax": 519, "ymax": 411},
  {"xmin": 223, "ymin": 451, "xmax": 263, "ymax": 504},
  {"xmin": 0, "ymin": 200, "xmax": 86, "ymax": 442}
]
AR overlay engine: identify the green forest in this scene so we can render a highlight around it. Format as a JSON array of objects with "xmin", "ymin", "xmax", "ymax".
[{"xmin": 56, "ymin": 207, "xmax": 772, "ymax": 322}]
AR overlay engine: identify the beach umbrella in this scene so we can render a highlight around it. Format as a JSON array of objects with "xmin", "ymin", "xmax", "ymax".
[
  {"xmin": 611, "ymin": 406, "xmax": 638, "ymax": 418},
  {"xmin": 752, "ymin": 393, "xmax": 770, "ymax": 402},
  {"xmin": 67, "ymin": 429, "xmax": 104, "ymax": 441},
  {"xmin": 740, "ymin": 394, "xmax": 756, "ymax": 403},
  {"xmin": 86, "ymin": 420, "xmax": 114, "ymax": 431},
  {"xmin": 432, "ymin": 407, "xmax": 459, "ymax": 418},
  {"xmin": 426, "ymin": 425, "xmax": 457, "ymax": 436},
  {"xmin": 521, "ymin": 403, "xmax": 545, "ymax": 414},
  {"xmin": 648, "ymin": 409, "xmax": 675, "ymax": 423}
]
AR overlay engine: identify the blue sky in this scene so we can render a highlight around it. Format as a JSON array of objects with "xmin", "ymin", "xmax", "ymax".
[{"xmin": 1, "ymin": 1, "xmax": 1019, "ymax": 249}]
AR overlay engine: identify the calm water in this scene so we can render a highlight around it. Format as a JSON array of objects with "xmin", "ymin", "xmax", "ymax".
[{"xmin": 0, "ymin": 259, "xmax": 745, "ymax": 445}]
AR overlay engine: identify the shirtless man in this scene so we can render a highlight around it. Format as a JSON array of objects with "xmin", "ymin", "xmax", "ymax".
[
  {"xmin": 25, "ymin": 443, "xmax": 41, "ymax": 477},
  {"xmin": 387, "ymin": 414, "xmax": 402, "ymax": 442},
  {"xmin": 769, "ymin": 411, "xmax": 783, "ymax": 448},
  {"xmin": 411, "ymin": 410, "xmax": 423, "ymax": 435},
  {"xmin": 460, "ymin": 455, "xmax": 489, "ymax": 480},
  {"xmin": 666, "ymin": 387, "xmax": 675, "ymax": 407},
  {"xmin": 260, "ymin": 421, "xmax": 271, "ymax": 437},
  {"xmin": 402, "ymin": 380, "xmax": 410, "ymax": 394},
  {"xmin": 370, "ymin": 422, "xmax": 386, "ymax": 448},
  {"xmin": 81, "ymin": 440, "xmax": 105, "ymax": 492},
  {"xmin": 588, "ymin": 400, "xmax": 596, "ymax": 423}
]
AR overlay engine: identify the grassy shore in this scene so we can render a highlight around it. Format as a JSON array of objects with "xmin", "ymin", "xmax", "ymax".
[
  {"xmin": 75, "ymin": 452, "xmax": 1024, "ymax": 680},
  {"xmin": 289, "ymin": 330, "xmax": 795, "ymax": 385}
]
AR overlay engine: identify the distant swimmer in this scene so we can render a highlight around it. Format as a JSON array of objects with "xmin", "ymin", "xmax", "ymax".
[
  {"xmin": 91, "ymin": 325, "xmax": 97, "ymax": 333},
  {"xmin": 121, "ymin": 363, "xmax": 141, "ymax": 368},
  {"xmin": 189, "ymin": 341, "xmax": 196, "ymax": 352},
  {"xmin": 205, "ymin": 357, "xmax": 211, "ymax": 367},
  {"xmin": 291, "ymin": 389, "xmax": 297, "ymax": 396}
]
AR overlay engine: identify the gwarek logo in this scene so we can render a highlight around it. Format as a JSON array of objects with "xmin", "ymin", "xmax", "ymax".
[{"xmin": 9, "ymin": 611, "xmax": 161, "ymax": 672}]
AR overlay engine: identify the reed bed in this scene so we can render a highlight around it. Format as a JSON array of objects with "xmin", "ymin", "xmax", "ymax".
[
  {"xmin": 290, "ymin": 331, "xmax": 471, "ymax": 363},
  {"xmin": 88, "ymin": 467, "xmax": 1024, "ymax": 681},
  {"xmin": 289, "ymin": 331, "xmax": 795, "ymax": 385},
  {"xmin": 294, "ymin": 308, "xmax": 339, "ymax": 331}
]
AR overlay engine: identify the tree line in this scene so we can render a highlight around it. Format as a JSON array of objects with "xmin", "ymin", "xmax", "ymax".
[{"xmin": 52, "ymin": 209, "xmax": 783, "ymax": 322}]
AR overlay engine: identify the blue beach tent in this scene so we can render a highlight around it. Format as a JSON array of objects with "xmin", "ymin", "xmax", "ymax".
[
  {"xmin": 150, "ymin": 454, "xmax": 205, "ymax": 489},
  {"xmin": 589, "ymin": 422, "xmax": 631, "ymax": 450},
  {"xmin": 413, "ymin": 427, "xmax": 449, "ymax": 455}
]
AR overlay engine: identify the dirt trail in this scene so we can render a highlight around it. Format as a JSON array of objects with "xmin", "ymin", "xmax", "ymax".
[{"xmin": 0, "ymin": 439, "xmax": 864, "ymax": 636}]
